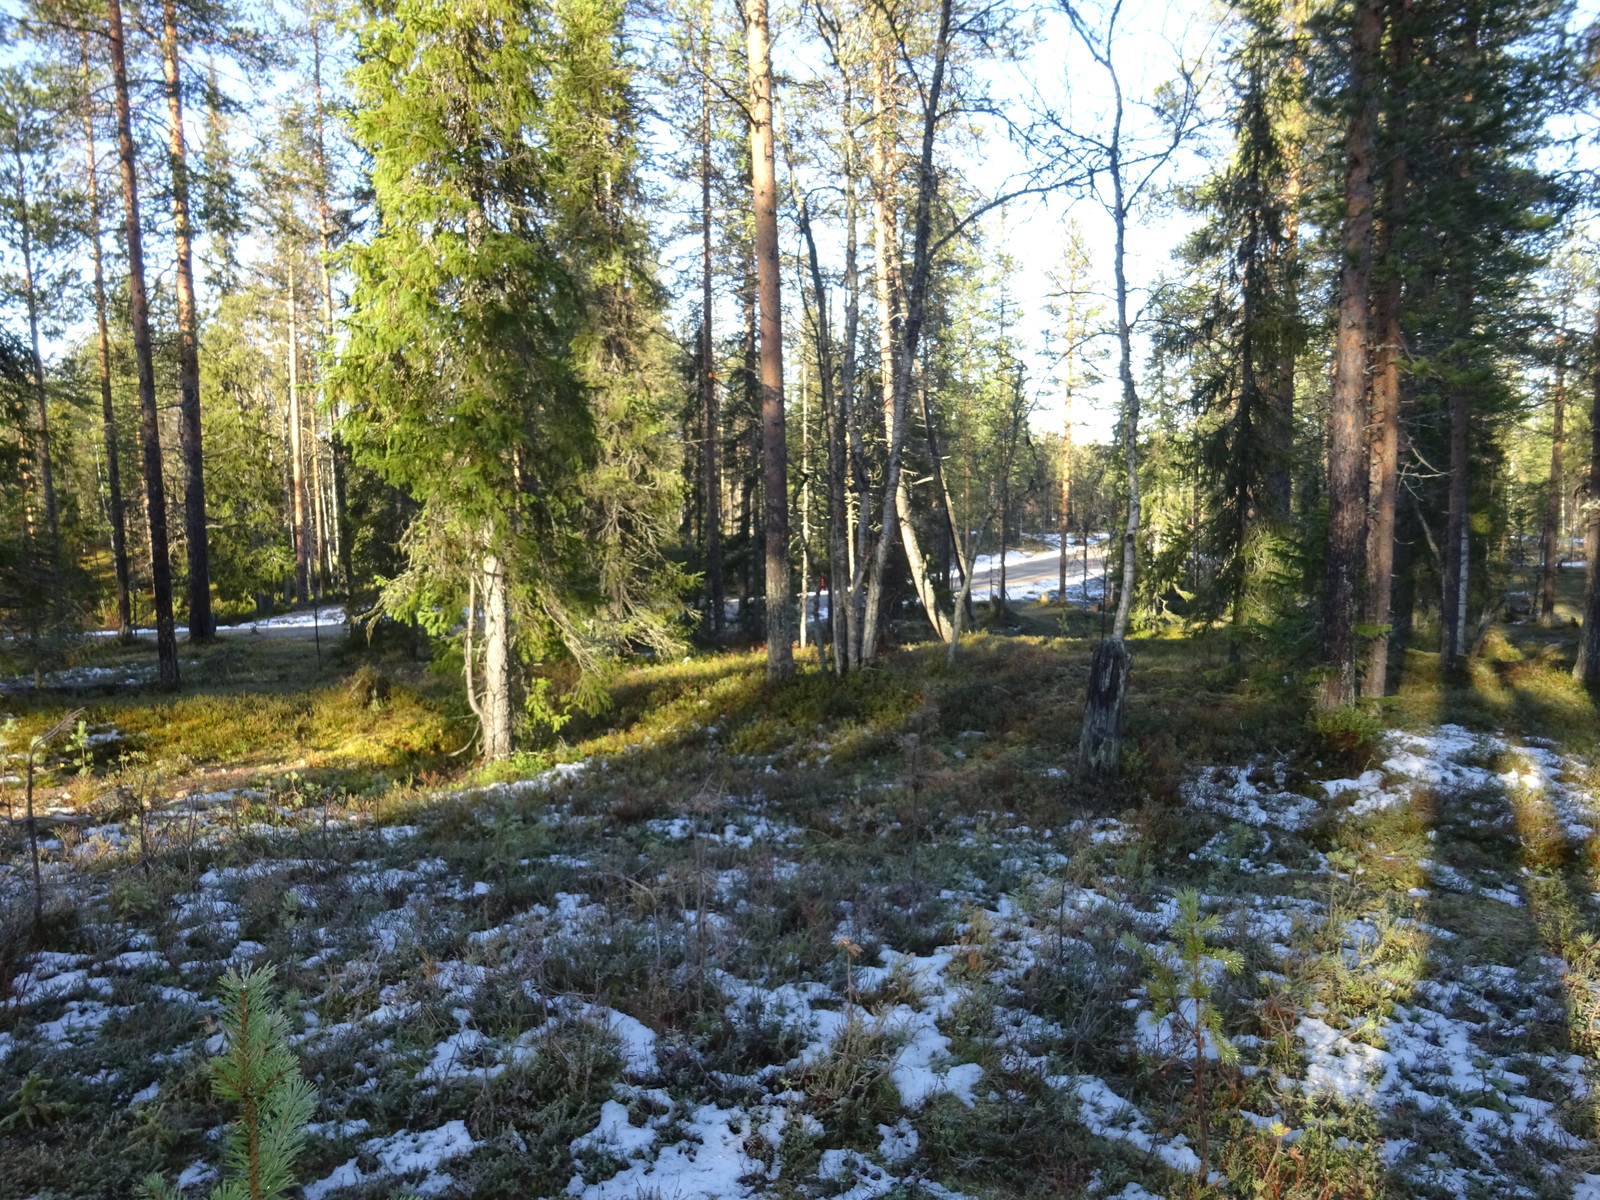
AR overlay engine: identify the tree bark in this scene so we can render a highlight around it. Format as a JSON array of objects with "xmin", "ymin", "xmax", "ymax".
[
  {"xmin": 861, "ymin": 37, "xmax": 902, "ymax": 661},
  {"xmin": 1441, "ymin": 310, "xmax": 1471, "ymax": 674},
  {"xmin": 287, "ymin": 280, "xmax": 311, "ymax": 603},
  {"xmin": 843, "ymin": 141, "xmax": 868, "ymax": 667},
  {"xmin": 310, "ymin": 17, "xmax": 355, "ymax": 609},
  {"xmin": 12, "ymin": 147, "xmax": 57, "ymax": 548},
  {"xmin": 1538, "ymin": 334, "xmax": 1565, "ymax": 626},
  {"xmin": 161, "ymin": 0, "xmax": 213, "ymax": 639},
  {"xmin": 1108, "ymin": 143, "xmax": 1140, "ymax": 641},
  {"xmin": 745, "ymin": 0, "xmax": 792, "ymax": 679},
  {"xmin": 1441, "ymin": 397, "xmax": 1470, "ymax": 668},
  {"xmin": 700, "ymin": 3, "xmax": 725, "ymax": 644},
  {"xmin": 109, "ymin": 0, "xmax": 178, "ymax": 685},
  {"xmin": 1059, "ymin": 371, "xmax": 1074, "ymax": 604},
  {"xmin": 1360, "ymin": 0, "xmax": 1410, "ymax": 698},
  {"xmin": 797, "ymin": 198, "xmax": 849, "ymax": 674},
  {"xmin": 1080, "ymin": 638, "xmax": 1130, "ymax": 775},
  {"xmin": 1317, "ymin": 0, "xmax": 1381, "ymax": 710},
  {"xmin": 1079, "ymin": 16, "xmax": 1143, "ymax": 773},
  {"xmin": 1575, "ymin": 296, "xmax": 1600, "ymax": 684},
  {"xmin": 862, "ymin": 0, "xmax": 956, "ymax": 659},
  {"xmin": 1268, "ymin": 2, "xmax": 1307, "ymax": 520},
  {"xmin": 481, "ymin": 548, "xmax": 513, "ymax": 759},
  {"xmin": 79, "ymin": 34, "xmax": 133, "ymax": 641}
]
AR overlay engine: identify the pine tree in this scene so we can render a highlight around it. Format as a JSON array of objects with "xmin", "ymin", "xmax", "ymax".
[
  {"xmin": 745, "ymin": 0, "xmax": 793, "ymax": 679},
  {"xmin": 75, "ymin": 31, "xmax": 134, "ymax": 640},
  {"xmin": 158, "ymin": 0, "xmax": 215, "ymax": 639},
  {"xmin": 107, "ymin": 0, "xmax": 180, "ymax": 684},
  {"xmin": 1317, "ymin": 0, "xmax": 1382, "ymax": 711}
]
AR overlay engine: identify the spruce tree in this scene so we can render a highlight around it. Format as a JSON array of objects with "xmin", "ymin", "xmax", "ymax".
[
  {"xmin": 339, "ymin": 0, "xmax": 684, "ymax": 756},
  {"xmin": 1163, "ymin": 0, "xmax": 1302, "ymax": 632}
]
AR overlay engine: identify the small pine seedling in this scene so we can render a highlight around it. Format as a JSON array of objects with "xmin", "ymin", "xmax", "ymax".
[
  {"xmin": 140, "ymin": 965, "xmax": 316, "ymax": 1200},
  {"xmin": 1124, "ymin": 888, "xmax": 1244, "ymax": 1178}
]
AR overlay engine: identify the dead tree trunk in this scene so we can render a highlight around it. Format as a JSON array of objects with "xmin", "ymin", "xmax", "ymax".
[
  {"xmin": 1079, "ymin": 638, "xmax": 1130, "ymax": 775},
  {"xmin": 161, "ymin": 0, "xmax": 213, "ymax": 639},
  {"xmin": 1317, "ymin": 0, "xmax": 1381, "ymax": 710},
  {"xmin": 109, "ymin": 0, "xmax": 178, "ymax": 684}
]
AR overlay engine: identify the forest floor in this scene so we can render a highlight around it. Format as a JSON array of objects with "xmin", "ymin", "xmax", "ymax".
[{"xmin": 4, "ymin": 581, "xmax": 1600, "ymax": 1200}]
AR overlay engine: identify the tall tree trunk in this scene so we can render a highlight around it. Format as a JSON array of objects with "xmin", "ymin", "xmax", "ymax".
[
  {"xmin": 843, "ymin": 145, "xmax": 868, "ymax": 667},
  {"xmin": 798, "ymin": 198, "xmax": 849, "ymax": 674},
  {"xmin": 12, "ymin": 148, "xmax": 57, "ymax": 547},
  {"xmin": 1361, "ymin": 0, "xmax": 1410, "ymax": 698},
  {"xmin": 745, "ymin": 0, "xmax": 791, "ymax": 679},
  {"xmin": 1059, "ymin": 379, "xmax": 1074, "ymax": 604},
  {"xmin": 161, "ymin": 0, "xmax": 213, "ymax": 639},
  {"xmin": 1080, "ymin": 37, "xmax": 1142, "ymax": 775},
  {"xmin": 109, "ymin": 0, "xmax": 178, "ymax": 685},
  {"xmin": 1108, "ymin": 190, "xmax": 1140, "ymax": 641},
  {"xmin": 1317, "ymin": 0, "xmax": 1382, "ymax": 710},
  {"xmin": 481, "ymin": 546, "xmax": 513, "ymax": 759},
  {"xmin": 287, "ymin": 280, "xmax": 311, "ymax": 603},
  {"xmin": 700, "ymin": 9, "xmax": 725, "ymax": 644},
  {"xmin": 1269, "ymin": 1, "xmax": 1307, "ymax": 519},
  {"xmin": 310, "ymin": 17, "xmax": 354, "ymax": 609},
  {"xmin": 1574, "ymin": 297, "xmax": 1600, "ymax": 684},
  {"xmin": 862, "ymin": 0, "xmax": 956, "ymax": 658},
  {"xmin": 80, "ymin": 37, "xmax": 133, "ymax": 641},
  {"xmin": 1539, "ymin": 334, "xmax": 1566, "ymax": 626},
  {"xmin": 997, "ymin": 477, "xmax": 1010, "ymax": 618},
  {"xmin": 310, "ymin": 405, "xmax": 330, "ymax": 592},
  {"xmin": 1441, "ymin": 291, "xmax": 1472, "ymax": 673},
  {"xmin": 918, "ymin": 369, "xmax": 966, "ymax": 609},
  {"xmin": 861, "ymin": 38, "xmax": 902, "ymax": 661}
]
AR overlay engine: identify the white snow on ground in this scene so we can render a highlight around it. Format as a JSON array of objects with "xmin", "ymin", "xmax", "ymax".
[
  {"xmin": 567, "ymin": 1101, "xmax": 767, "ymax": 1200},
  {"xmin": 1183, "ymin": 763, "xmax": 1319, "ymax": 830},
  {"xmin": 303, "ymin": 1121, "xmax": 478, "ymax": 1200},
  {"xmin": 1050, "ymin": 1074, "xmax": 1202, "ymax": 1173},
  {"xmin": 8, "ymin": 718, "xmax": 1600, "ymax": 1198},
  {"xmin": 83, "ymin": 606, "xmax": 348, "ymax": 639}
]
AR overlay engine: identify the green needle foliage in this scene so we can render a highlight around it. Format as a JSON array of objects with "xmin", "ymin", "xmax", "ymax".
[
  {"xmin": 140, "ymin": 965, "xmax": 316, "ymax": 1200},
  {"xmin": 1125, "ymin": 888, "xmax": 1244, "ymax": 1072},
  {"xmin": 1125, "ymin": 888, "xmax": 1245, "ymax": 1176}
]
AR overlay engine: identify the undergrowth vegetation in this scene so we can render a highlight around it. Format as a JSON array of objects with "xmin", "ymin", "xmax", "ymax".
[{"xmin": 4, "ymin": 591, "xmax": 1600, "ymax": 1199}]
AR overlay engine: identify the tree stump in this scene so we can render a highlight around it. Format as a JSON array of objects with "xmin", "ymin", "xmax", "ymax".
[{"xmin": 1080, "ymin": 637, "xmax": 1130, "ymax": 776}]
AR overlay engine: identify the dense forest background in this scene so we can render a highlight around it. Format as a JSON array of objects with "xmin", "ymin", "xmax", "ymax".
[{"xmin": 0, "ymin": 0, "xmax": 1595, "ymax": 762}]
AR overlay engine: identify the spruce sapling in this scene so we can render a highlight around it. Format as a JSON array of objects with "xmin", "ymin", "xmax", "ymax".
[
  {"xmin": 140, "ymin": 965, "xmax": 316, "ymax": 1200},
  {"xmin": 1124, "ymin": 888, "xmax": 1242, "ymax": 1178}
]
